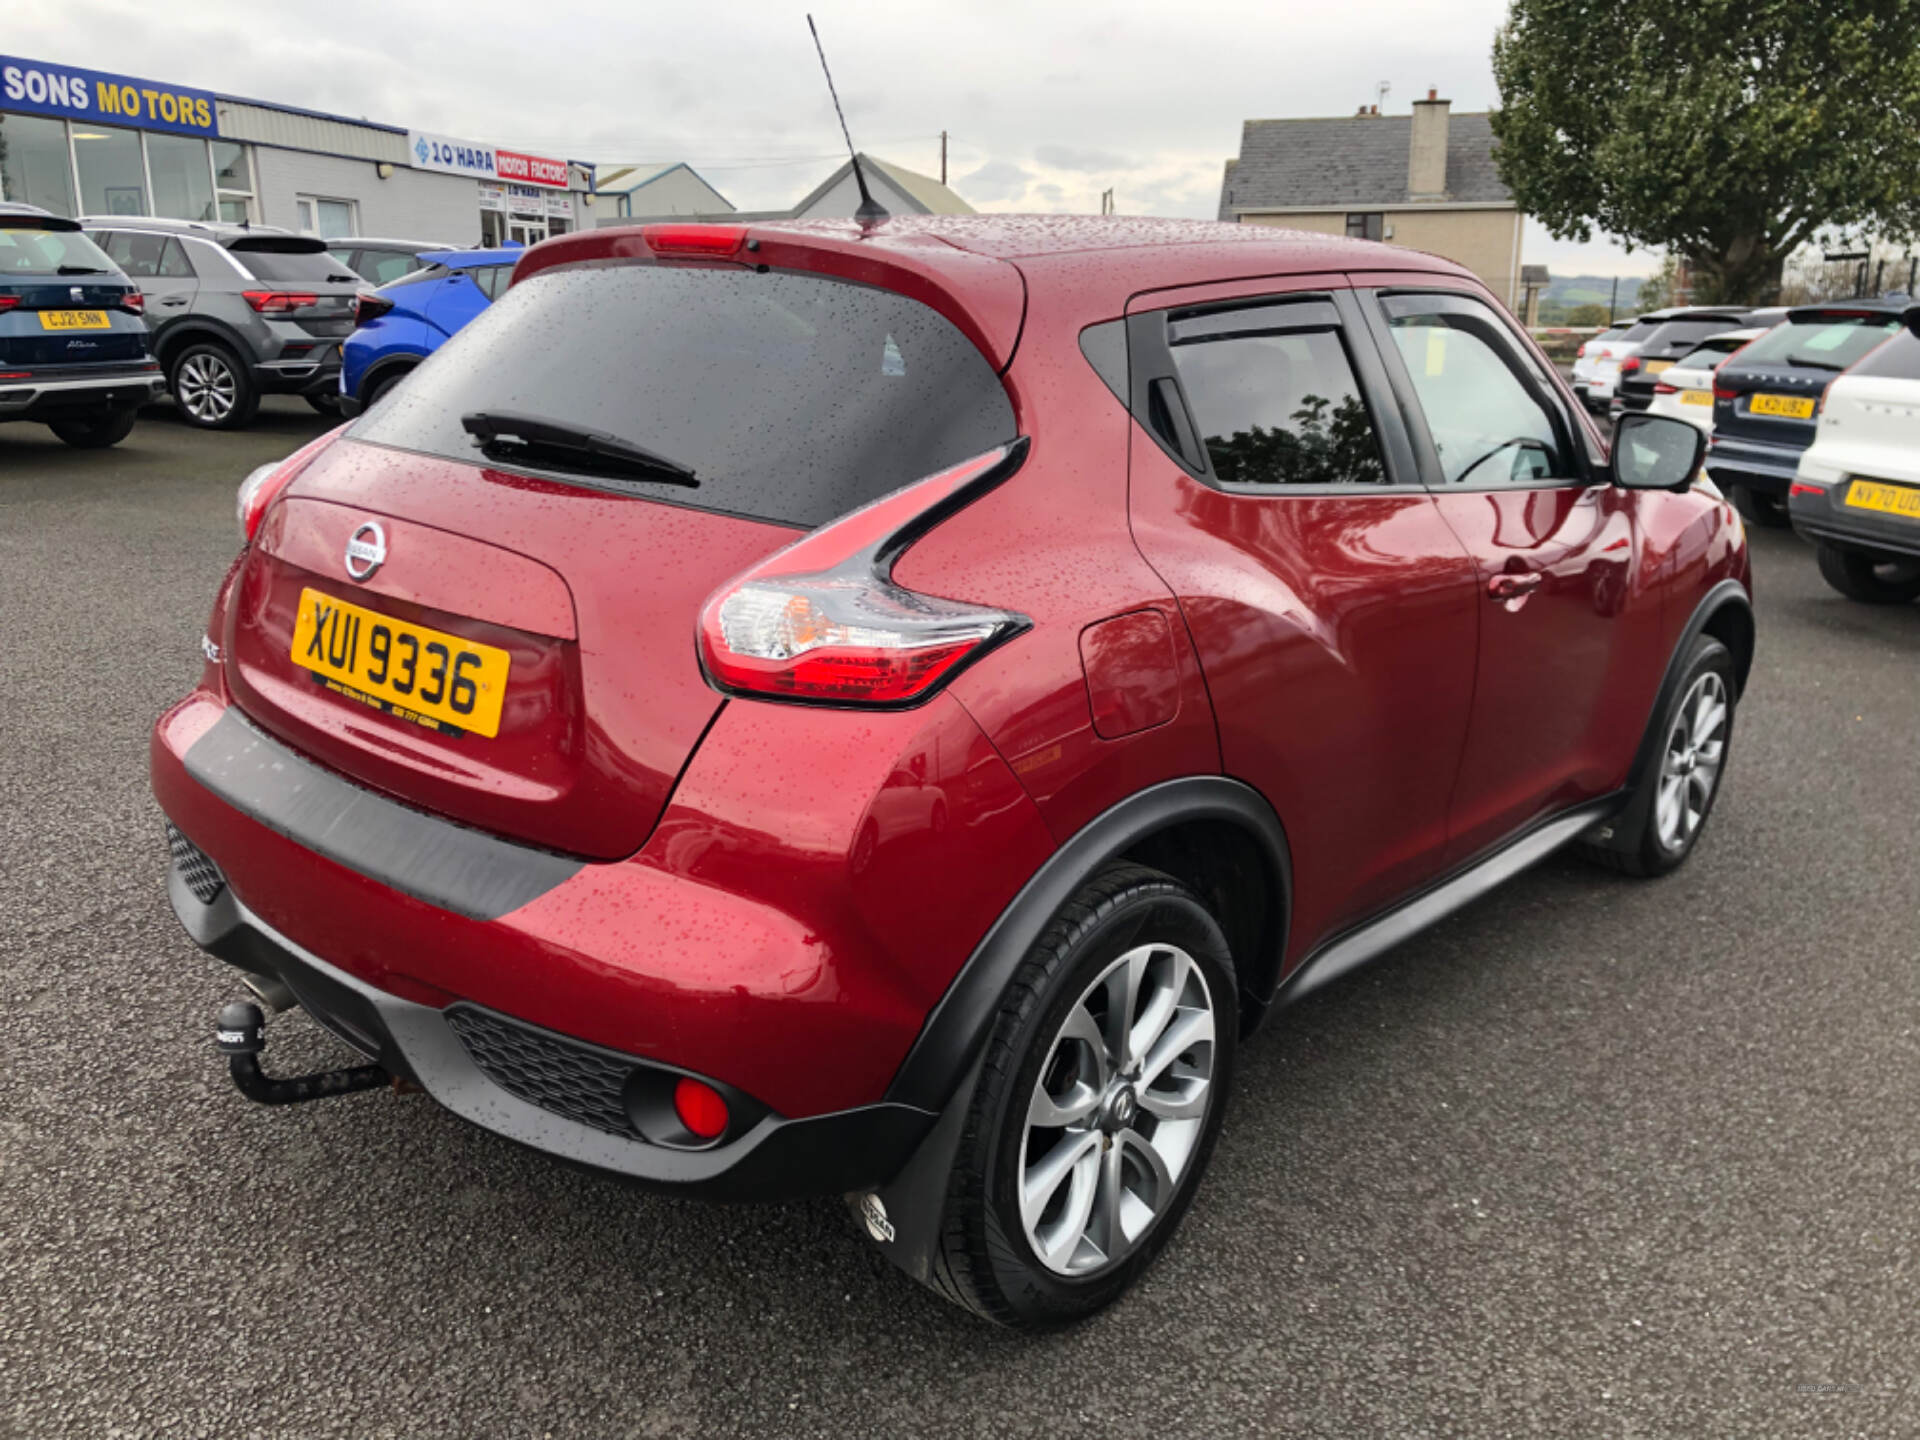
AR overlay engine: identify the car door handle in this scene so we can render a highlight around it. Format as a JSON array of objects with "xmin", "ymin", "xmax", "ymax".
[
  {"xmin": 158, "ymin": 296, "xmax": 189, "ymax": 307},
  {"xmin": 1487, "ymin": 572, "xmax": 1543, "ymax": 600}
]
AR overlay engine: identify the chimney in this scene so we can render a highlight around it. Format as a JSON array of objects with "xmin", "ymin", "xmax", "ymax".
[{"xmin": 1408, "ymin": 88, "xmax": 1450, "ymax": 198}]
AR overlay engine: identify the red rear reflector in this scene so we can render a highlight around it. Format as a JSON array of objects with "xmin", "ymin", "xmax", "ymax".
[
  {"xmin": 241, "ymin": 290, "xmax": 319, "ymax": 314},
  {"xmin": 698, "ymin": 442, "xmax": 1032, "ymax": 706},
  {"xmin": 673, "ymin": 1077, "xmax": 729, "ymax": 1140},
  {"xmin": 0, "ymin": 371, "xmax": 29, "ymax": 380},
  {"xmin": 642, "ymin": 224, "xmax": 747, "ymax": 258},
  {"xmin": 1789, "ymin": 482, "xmax": 1825, "ymax": 498}
]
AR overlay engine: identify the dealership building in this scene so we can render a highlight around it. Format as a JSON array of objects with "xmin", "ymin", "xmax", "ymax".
[{"xmin": 0, "ymin": 54, "xmax": 600, "ymax": 248}]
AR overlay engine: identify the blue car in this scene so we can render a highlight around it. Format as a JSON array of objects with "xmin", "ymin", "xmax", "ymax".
[
  {"xmin": 0, "ymin": 202, "xmax": 166, "ymax": 447},
  {"xmin": 339, "ymin": 248, "xmax": 520, "ymax": 415}
]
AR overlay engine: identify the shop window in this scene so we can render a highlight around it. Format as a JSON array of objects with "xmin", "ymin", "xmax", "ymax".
[
  {"xmin": 0, "ymin": 114, "xmax": 78, "ymax": 216},
  {"xmin": 296, "ymin": 195, "xmax": 357, "ymax": 239},
  {"xmin": 212, "ymin": 141, "xmax": 255, "ymax": 223},
  {"xmin": 148, "ymin": 133, "xmax": 216, "ymax": 222},
  {"xmin": 73, "ymin": 122, "xmax": 149, "ymax": 216}
]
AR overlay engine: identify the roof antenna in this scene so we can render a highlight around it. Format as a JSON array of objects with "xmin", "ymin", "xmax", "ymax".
[{"xmin": 807, "ymin": 14, "xmax": 889, "ymax": 226}]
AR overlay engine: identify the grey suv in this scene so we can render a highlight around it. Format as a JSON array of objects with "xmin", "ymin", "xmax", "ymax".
[{"xmin": 78, "ymin": 217, "xmax": 363, "ymax": 429}]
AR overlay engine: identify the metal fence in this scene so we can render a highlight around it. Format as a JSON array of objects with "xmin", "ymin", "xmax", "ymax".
[{"xmin": 1779, "ymin": 252, "xmax": 1919, "ymax": 306}]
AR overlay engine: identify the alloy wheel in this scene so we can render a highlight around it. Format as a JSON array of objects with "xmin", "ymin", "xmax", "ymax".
[
  {"xmin": 177, "ymin": 353, "xmax": 237, "ymax": 423},
  {"xmin": 1655, "ymin": 670, "xmax": 1728, "ymax": 852},
  {"xmin": 1019, "ymin": 942, "xmax": 1217, "ymax": 1277}
]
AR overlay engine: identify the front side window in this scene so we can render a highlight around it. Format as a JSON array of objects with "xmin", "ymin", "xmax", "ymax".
[
  {"xmin": 1167, "ymin": 310, "xmax": 1388, "ymax": 487},
  {"xmin": 1383, "ymin": 294, "xmax": 1575, "ymax": 486}
]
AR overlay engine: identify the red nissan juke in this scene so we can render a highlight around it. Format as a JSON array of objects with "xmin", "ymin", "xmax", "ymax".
[{"xmin": 153, "ymin": 216, "xmax": 1752, "ymax": 1328}]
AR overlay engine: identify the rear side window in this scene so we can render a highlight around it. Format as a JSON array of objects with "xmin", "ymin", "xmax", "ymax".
[
  {"xmin": 351, "ymin": 263, "xmax": 1016, "ymax": 528},
  {"xmin": 468, "ymin": 264, "xmax": 512, "ymax": 300},
  {"xmin": 1166, "ymin": 309, "xmax": 1387, "ymax": 487},
  {"xmin": 231, "ymin": 245, "xmax": 360, "ymax": 284},
  {"xmin": 1736, "ymin": 316, "xmax": 1900, "ymax": 370},
  {"xmin": 1847, "ymin": 326, "xmax": 1920, "ymax": 381},
  {"xmin": 101, "ymin": 231, "xmax": 191, "ymax": 279}
]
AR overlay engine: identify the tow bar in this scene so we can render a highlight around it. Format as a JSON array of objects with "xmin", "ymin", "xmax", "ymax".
[{"xmin": 215, "ymin": 1001, "xmax": 390, "ymax": 1105}]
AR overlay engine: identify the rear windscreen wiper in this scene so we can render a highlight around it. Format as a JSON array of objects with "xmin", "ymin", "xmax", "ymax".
[
  {"xmin": 325, "ymin": 274, "xmax": 358, "ymax": 283},
  {"xmin": 460, "ymin": 411, "xmax": 699, "ymax": 487},
  {"xmin": 57, "ymin": 265, "xmax": 108, "ymax": 275},
  {"xmin": 1784, "ymin": 355, "xmax": 1844, "ymax": 371}
]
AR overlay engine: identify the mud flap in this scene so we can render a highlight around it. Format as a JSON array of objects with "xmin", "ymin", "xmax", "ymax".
[{"xmin": 850, "ymin": 1052, "xmax": 984, "ymax": 1283}]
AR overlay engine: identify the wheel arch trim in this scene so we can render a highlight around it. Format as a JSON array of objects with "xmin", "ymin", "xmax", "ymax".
[
  {"xmin": 153, "ymin": 318, "xmax": 255, "ymax": 371},
  {"xmin": 882, "ymin": 775, "xmax": 1291, "ymax": 1112}
]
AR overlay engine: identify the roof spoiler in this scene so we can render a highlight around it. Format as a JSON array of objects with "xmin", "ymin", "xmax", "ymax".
[
  {"xmin": 0, "ymin": 212, "xmax": 81, "ymax": 233},
  {"xmin": 227, "ymin": 235, "xmax": 329, "ymax": 254}
]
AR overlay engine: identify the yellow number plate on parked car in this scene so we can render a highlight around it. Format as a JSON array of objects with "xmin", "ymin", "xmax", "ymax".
[
  {"xmin": 1644, "ymin": 360, "xmax": 1673, "ymax": 376},
  {"xmin": 290, "ymin": 587, "xmax": 510, "ymax": 738},
  {"xmin": 1845, "ymin": 478, "xmax": 1920, "ymax": 520},
  {"xmin": 39, "ymin": 310, "xmax": 111, "ymax": 330},
  {"xmin": 1682, "ymin": 390, "xmax": 1712, "ymax": 406},
  {"xmin": 1750, "ymin": 392, "xmax": 1816, "ymax": 419}
]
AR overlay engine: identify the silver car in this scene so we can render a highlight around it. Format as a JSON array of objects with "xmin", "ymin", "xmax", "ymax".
[{"xmin": 79, "ymin": 216, "xmax": 363, "ymax": 429}]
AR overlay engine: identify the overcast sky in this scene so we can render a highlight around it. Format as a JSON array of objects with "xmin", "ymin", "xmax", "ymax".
[{"xmin": 12, "ymin": 0, "xmax": 1656, "ymax": 279}]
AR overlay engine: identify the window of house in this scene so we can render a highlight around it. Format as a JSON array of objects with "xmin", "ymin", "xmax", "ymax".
[
  {"xmin": 1346, "ymin": 213, "xmax": 1384, "ymax": 242},
  {"xmin": 147, "ymin": 133, "xmax": 216, "ymax": 222},
  {"xmin": 72, "ymin": 122, "xmax": 148, "ymax": 216},
  {"xmin": 1166, "ymin": 303, "xmax": 1389, "ymax": 488},
  {"xmin": 212, "ymin": 141, "xmax": 255, "ymax": 223},
  {"xmin": 0, "ymin": 114, "xmax": 79, "ymax": 216},
  {"xmin": 296, "ymin": 194, "xmax": 357, "ymax": 239}
]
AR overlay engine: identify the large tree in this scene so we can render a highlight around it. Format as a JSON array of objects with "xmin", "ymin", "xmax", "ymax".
[{"xmin": 1491, "ymin": 1, "xmax": 1920, "ymax": 303}]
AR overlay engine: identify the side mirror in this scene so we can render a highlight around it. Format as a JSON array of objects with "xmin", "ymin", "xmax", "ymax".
[{"xmin": 1611, "ymin": 412, "xmax": 1706, "ymax": 491}]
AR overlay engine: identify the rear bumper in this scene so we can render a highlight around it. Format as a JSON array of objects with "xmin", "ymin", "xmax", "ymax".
[
  {"xmin": 1789, "ymin": 483, "xmax": 1920, "ymax": 560},
  {"xmin": 0, "ymin": 369, "xmax": 166, "ymax": 420},
  {"xmin": 1705, "ymin": 435, "xmax": 1805, "ymax": 497},
  {"xmin": 165, "ymin": 861, "xmax": 933, "ymax": 1198}
]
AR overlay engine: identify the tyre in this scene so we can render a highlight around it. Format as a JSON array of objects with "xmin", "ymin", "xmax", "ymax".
[
  {"xmin": 1815, "ymin": 543, "xmax": 1920, "ymax": 605},
  {"xmin": 1728, "ymin": 484, "xmax": 1789, "ymax": 528},
  {"xmin": 48, "ymin": 409, "xmax": 138, "ymax": 449},
  {"xmin": 1581, "ymin": 634, "xmax": 1735, "ymax": 878},
  {"xmin": 170, "ymin": 342, "xmax": 258, "ymax": 430},
  {"xmin": 363, "ymin": 367, "xmax": 411, "ymax": 409},
  {"xmin": 305, "ymin": 393, "xmax": 344, "ymax": 417},
  {"xmin": 928, "ymin": 863, "xmax": 1237, "ymax": 1329}
]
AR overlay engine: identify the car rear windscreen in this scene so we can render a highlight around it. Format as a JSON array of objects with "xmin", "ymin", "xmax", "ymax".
[
  {"xmin": 1621, "ymin": 320, "xmax": 1665, "ymax": 342},
  {"xmin": 233, "ymin": 247, "xmax": 361, "ymax": 283},
  {"xmin": 0, "ymin": 226, "xmax": 116, "ymax": 276},
  {"xmin": 351, "ymin": 262, "xmax": 1018, "ymax": 528},
  {"xmin": 1734, "ymin": 315, "xmax": 1901, "ymax": 370}
]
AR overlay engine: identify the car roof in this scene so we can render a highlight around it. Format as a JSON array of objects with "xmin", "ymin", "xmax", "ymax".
[
  {"xmin": 77, "ymin": 215, "xmax": 304, "ymax": 245},
  {"xmin": 338, "ymin": 237, "xmax": 453, "ymax": 252},
  {"xmin": 416, "ymin": 247, "xmax": 527, "ymax": 267}
]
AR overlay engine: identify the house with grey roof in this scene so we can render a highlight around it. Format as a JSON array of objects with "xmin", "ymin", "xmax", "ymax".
[{"xmin": 1219, "ymin": 91, "xmax": 1527, "ymax": 311}]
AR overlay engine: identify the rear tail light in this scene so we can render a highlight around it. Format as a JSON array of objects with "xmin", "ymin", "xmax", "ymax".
[
  {"xmin": 241, "ymin": 290, "xmax": 319, "ymax": 314},
  {"xmin": 119, "ymin": 291, "xmax": 144, "ymax": 314},
  {"xmin": 1653, "ymin": 382, "xmax": 1678, "ymax": 395},
  {"xmin": 1620, "ymin": 355, "xmax": 1641, "ymax": 375},
  {"xmin": 236, "ymin": 428, "xmax": 346, "ymax": 542},
  {"xmin": 0, "ymin": 296, "xmax": 18, "ymax": 312},
  {"xmin": 1576, "ymin": 343, "xmax": 1588, "ymax": 358},
  {"xmin": 699, "ymin": 440, "xmax": 1032, "ymax": 706},
  {"xmin": 642, "ymin": 223, "xmax": 748, "ymax": 258},
  {"xmin": 1712, "ymin": 385, "xmax": 1738, "ymax": 402},
  {"xmin": 355, "ymin": 294, "xmax": 394, "ymax": 325}
]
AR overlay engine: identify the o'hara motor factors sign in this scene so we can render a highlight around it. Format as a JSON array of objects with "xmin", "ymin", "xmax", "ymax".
[
  {"xmin": 408, "ymin": 132, "xmax": 569, "ymax": 189},
  {"xmin": 1, "ymin": 56, "xmax": 219, "ymax": 137}
]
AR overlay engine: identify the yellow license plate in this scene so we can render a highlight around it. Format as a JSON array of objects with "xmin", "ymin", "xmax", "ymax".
[
  {"xmin": 290, "ymin": 587, "xmax": 510, "ymax": 738},
  {"xmin": 1845, "ymin": 479, "xmax": 1920, "ymax": 520},
  {"xmin": 39, "ymin": 309, "xmax": 111, "ymax": 330},
  {"xmin": 1681, "ymin": 390, "xmax": 1712, "ymax": 406},
  {"xmin": 1644, "ymin": 359, "xmax": 1673, "ymax": 376},
  {"xmin": 1750, "ymin": 392, "xmax": 1815, "ymax": 420}
]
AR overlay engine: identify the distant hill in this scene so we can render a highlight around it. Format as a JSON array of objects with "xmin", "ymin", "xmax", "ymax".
[{"xmin": 1541, "ymin": 274, "xmax": 1643, "ymax": 309}]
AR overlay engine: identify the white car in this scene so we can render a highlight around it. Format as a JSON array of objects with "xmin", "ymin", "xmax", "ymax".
[
  {"xmin": 1570, "ymin": 322, "xmax": 1636, "ymax": 410},
  {"xmin": 1646, "ymin": 328, "xmax": 1768, "ymax": 434},
  {"xmin": 1787, "ymin": 310, "xmax": 1920, "ymax": 603}
]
